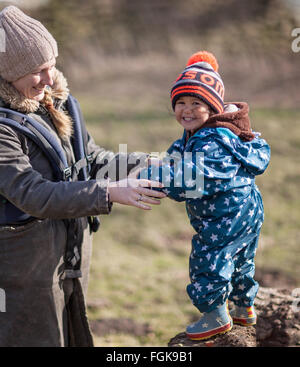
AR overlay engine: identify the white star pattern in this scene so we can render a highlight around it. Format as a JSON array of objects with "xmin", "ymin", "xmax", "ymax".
[
  {"xmin": 209, "ymin": 263, "xmax": 216, "ymax": 271},
  {"xmin": 208, "ymin": 204, "xmax": 216, "ymax": 212},
  {"xmin": 163, "ymin": 126, "xmax": 268, "ymax": 312},
  {"xmin": 206, "ymin": 283, "xmax": 213, "ymax": 290},
  {"xmin": 222, "ymin": 136, "xmax": 230, "ymax": 144},
  {"xmin": 210, "ymin": 234, "xmax": 218, "ymax": 242},
  {"xmin": 194, "ymin": 282, "xmax": 202, "ymax": 292},
  {"xmin": 185, "ymin": 178, "xmax": 195, "ymax": 187}
]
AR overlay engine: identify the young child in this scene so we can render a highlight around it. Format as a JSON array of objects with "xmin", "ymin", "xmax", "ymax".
[{"xmin": 142, "ymin": 51, "xmax": 270, "ymax": 340}]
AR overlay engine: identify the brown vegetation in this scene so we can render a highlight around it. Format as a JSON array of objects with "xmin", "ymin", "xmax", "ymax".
[{"xmin": 22, "ymin": 0, "xmax": 300, "ymax": 108}]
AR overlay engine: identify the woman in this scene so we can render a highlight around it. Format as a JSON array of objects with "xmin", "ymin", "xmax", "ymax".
[{"xmin": 0, "ymin": 6, "xmax": 165, "ymax": 347}]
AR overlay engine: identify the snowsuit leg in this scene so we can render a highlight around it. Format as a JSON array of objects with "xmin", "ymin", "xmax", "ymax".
[
  {"xmin": 229, "ymin": 232, "xmax": 260, "ymax": 307},
  {"xmin": 186, "ymin": 214, "xmax": 263, "ymax": 313},
  {"xmin": 186, "ymin": 234, "xmax": 235, "ymax": 313}
]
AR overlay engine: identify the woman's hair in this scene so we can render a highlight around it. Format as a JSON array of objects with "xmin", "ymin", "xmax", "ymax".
[{"xmin": 42, "ymin": 89, "xmax": 73, "ymax": 140}]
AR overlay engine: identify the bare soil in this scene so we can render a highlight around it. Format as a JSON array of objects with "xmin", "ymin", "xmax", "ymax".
[
  {"xmin": 88, "ymin": 268, "xmax": 300, "ymax": 346},
  {"xmin": 168, "ymin": 287, "xmax": 300, "ymax": 347}
]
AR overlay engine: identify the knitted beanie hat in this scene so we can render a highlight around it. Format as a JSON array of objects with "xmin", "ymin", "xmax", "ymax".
[
  {"xmin": 171, "ymin": 51, "xmax": 225, "ymax": 114},
  {"xmin": 0, "ymin": 6, "xmax": 58, "ymax": 82}
]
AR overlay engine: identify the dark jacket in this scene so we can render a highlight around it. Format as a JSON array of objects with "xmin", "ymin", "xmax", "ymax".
[{"xmin": 0, "ymin": 68, "xmax": 139, "ymax": 346}]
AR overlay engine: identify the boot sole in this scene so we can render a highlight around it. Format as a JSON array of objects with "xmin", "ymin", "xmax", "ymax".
[
  {"xmin": 186, "ymin": 321, "xmax": 233, "ymax": 341},
  {"xmin": 232, "ymin": 317, "xmax": 256, "ymax": 326}
]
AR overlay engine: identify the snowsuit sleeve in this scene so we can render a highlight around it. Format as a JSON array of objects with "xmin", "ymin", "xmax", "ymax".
[
  {"xmin": 141, "ymin": 136, "xmax": 239, "ymax": 201},
  {"xmin": 140, "ymin": 128, "xmax": 270, "ymax": 202}
]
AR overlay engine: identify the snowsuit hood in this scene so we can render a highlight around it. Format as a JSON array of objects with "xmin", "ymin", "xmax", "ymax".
[
  {"xmin": 188, "ymin": 102, "xmax": 270, "ymax": 177},
  {"xmin": 202, "ymin": 102, "xmax": 255, "ymax": 142}
]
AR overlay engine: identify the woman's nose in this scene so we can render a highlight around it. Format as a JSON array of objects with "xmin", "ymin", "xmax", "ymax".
[{"xmin": 42, "ymin": 69, "xmax": 54, "ymax": 86}]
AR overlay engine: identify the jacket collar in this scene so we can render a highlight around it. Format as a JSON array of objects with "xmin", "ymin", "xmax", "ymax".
[
  {"xmin": 0, "ymin": 67, "xmax": 69, "ymax": 114},
  {"xmin": 202, "ymin": 102, "xmax": 255, "ymax": 141},
  {"xmin": 184, "ymin": 102, "xmax": 255, "ymax": 142}
]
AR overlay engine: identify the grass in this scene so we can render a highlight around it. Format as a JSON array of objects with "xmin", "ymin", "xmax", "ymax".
[{"xmin": 79, "ymin": 94, "xmax": 300, "ymax": 346}]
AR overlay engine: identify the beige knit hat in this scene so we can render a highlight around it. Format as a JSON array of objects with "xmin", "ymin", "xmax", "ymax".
[{"xmin": 0, "ymin": 6, "xmax": 58, "ymax": 82}]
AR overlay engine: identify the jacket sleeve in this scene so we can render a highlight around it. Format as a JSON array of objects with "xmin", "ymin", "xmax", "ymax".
[{"xmin": 0, "ymin": 125, "xmax": 111, "ymax": 219}]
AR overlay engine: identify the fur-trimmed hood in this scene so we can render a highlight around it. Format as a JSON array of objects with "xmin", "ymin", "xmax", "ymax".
[
  {"xmin": 0, "ymin": 67, "xmax": 69, "ymax": 113},
  {"xmin": 201, "ymin": 102, "xmax": 255, "ymax": 141}
]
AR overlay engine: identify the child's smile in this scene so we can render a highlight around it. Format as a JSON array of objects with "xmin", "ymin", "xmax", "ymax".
[{"xmin": 175, "ymin": 96, "xmax": 212, "ymax": 134}]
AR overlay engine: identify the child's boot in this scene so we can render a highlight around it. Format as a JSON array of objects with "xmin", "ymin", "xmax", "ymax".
[
  {"xmin": 186, "ymin": 302, "xmax": 233, "ymax": 340},
  {"xmin": 230, "ymin": 305, "xmax": 257, "ymax": 326}
]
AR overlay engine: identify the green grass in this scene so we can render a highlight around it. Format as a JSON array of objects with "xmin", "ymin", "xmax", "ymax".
[{"xmin": 80, "ymin": 95, "xmax": 300, "ymax": 346}]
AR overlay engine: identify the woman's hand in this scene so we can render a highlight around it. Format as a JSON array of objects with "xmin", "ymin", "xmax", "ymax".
[{"xmin": 108, "ymin": 178, "xmax": 166, "ymax": 210}]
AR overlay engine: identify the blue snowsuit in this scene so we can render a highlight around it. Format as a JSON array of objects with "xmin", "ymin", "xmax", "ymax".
[{"xmin": 142, "ymin": 119, "xmax": 270, "ymax": 313}]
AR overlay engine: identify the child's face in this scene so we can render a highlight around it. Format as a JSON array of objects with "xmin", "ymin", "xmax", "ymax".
[{"xmin": 174, "ymin": 96, "xmax": 211, "ymax": 134}]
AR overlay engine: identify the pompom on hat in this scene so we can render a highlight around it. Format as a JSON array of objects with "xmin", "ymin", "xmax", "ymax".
[
  {"xmin": 171, "ymin": 51, "xmax": 225, "ymax": 114},
  {"xmin": 0, "ymin": 6, "xmax": 58, "ymax": 82}
]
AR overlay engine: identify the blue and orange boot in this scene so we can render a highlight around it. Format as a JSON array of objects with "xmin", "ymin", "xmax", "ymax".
[
  {"xmin": 186, "ymin": 302, "xmax": 233, "ymax": 341},
  {"xmin": 230, "ymin": 305, "xmax": 257, "ymax": 326}
]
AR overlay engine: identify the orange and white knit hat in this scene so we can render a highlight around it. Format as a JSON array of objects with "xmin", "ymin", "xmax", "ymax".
[{"xmin": 171, "ymin": 51, "xmax": 225, "ymax": 114}]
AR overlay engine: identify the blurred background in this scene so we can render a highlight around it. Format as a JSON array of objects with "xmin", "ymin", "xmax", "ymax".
[{"xmin": 1, "ymin": 0, "xmax": 300, "ymax": 346}]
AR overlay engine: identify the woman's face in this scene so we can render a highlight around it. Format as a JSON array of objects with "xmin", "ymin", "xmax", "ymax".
[{"xmin": 12, "ymin": 59, "xmax": 56, "ymax": 101}]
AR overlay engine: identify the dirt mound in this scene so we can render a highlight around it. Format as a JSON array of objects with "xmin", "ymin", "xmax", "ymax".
[
  {"xmin": 254, "ymin": 268, "xmax": 298, "ymax": 289},
  {"xmin": 168, "ymin": 287, "xmax": 300, "ymax": 347},
  {"xmin": 87, "ymin": 268, "xmax": 299, "ymax": 346}
]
